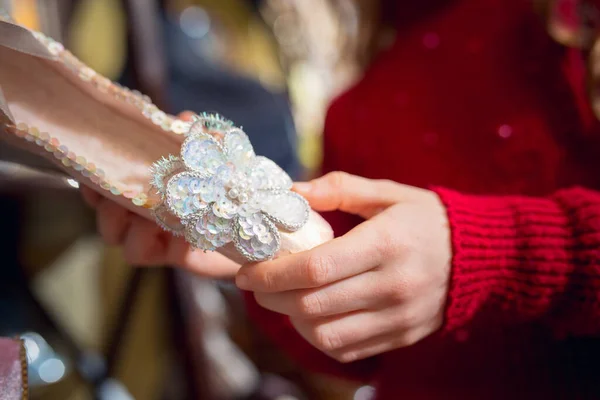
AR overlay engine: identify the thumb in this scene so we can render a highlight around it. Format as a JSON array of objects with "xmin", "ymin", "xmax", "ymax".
[{"xmin": 293, "ymin": 172, "xmax": 409, "ymax": 218}]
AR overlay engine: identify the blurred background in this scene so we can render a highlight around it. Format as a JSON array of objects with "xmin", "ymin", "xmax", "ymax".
[{"xmin": 0, "ymin": 0, "xmax": 374, "ymax": 399}]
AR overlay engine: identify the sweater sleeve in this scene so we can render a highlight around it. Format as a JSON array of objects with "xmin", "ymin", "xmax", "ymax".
[{"xmin": 433, "ymin": 186, "xmax": 600, "ymax": 337}]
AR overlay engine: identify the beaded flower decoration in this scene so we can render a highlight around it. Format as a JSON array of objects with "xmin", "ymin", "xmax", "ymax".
[{"xmin": 150, "ymin": 113, "xmax": 309, "ymax": 261}]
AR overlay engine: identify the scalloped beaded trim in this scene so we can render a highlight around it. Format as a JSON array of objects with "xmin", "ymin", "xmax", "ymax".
[
  {"xmin": 0, "ymin": 12, "xmax": 236, "ymax": 209},
  {"xmin": 29, "ymin": 31, "xmax": 193, "ymax": 135},
  {"xmin": 3, "ymin": 121, "xmax": 153, "ymax": 208}
]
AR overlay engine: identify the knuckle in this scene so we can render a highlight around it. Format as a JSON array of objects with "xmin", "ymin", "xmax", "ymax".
[
  {"xmin": 304, "ymin": 254, "xmax": 335, "ymax": 286},
  {"xmin": 393, "ymin": 308, "xmax": 420, "ymax": 331},
  {"xmin": 258, "ymin": 269, "xmax": 276, "ymax": 291},
  {"xmin": 384, "ymin": 270, "xmax": 412, "ymax": 303},
  {"xmin": 397, "ymin": 330, "xmax": 422, "ymax": 348},
  {"xmin": 326, "ymin": 171, "xmax": 349, "ymax": 190},
  {"xmin": 298, "ymin": 292, "xmax": 327, "ymax": 317},
  {"xmin": 313, "ymin": 324, "xmax": 344, "ymax": 352}
]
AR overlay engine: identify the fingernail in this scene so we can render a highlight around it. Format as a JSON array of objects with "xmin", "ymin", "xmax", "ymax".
[
  {"xmin": 293, "ymin": 182, "xmax": 311, "ymax": 193},
  {"xmin": 236, "ymin": 274, "xmax": 249, "ymax": 289}
]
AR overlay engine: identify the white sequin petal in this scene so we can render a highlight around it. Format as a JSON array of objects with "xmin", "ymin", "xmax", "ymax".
[
  {"xmin": 234, "ymin": 213, "xmax": 280, "ymax": 261},
  {"xmin": 185, "ymin": 208, "xmax": 234, "ymax": 251},
  {"xmin": 224, "ymin": 128, "xmax": 255, "ymax": 167},
  {"xmin": 166, "ymin": 172, "xmax": 210, "ymax": 218},
  {"xmin": 249, "ymin": 156, "xmax": 292, "ymax": 190},
  {"xmin": 254, "ymin": 190, "xmax": 309, "ymax": 231},
  {"xmin": 181, "ymin": 133, "xmax": 226, "ymax": 175}
]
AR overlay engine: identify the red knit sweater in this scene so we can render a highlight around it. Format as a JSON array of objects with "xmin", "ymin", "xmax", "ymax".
[{"xmin": 245, "ymin": 0, "xmax": 600, "ymax": 398}]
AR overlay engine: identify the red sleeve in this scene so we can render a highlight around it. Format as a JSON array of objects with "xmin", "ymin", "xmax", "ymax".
[
  {"xmin": 434, "ymin": 186, "xmax": 600, "ymax": 337},
  {"xmin": 243, "ymin": 291, "xmax": 377, "ymax": 382}
]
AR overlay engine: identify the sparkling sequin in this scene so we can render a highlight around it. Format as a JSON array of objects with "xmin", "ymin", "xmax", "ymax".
[
  {"xmin": 152, "ymin": 115, "xmax": 308, "ymax": 260},
  {"xmin": 79, "ymin": 67, "xmax": 96, "ymax": 81},
  {"xmin": 166, "ymin": 173, "xmax": 209, "ymax": 217},
  {"xmin": 132, "ymin": 194, "xmax": 148, "ymax": 206},
  {"xmin": 171, "ymin": 119, "xmax": 190, "ymax": 135},
  {"xmin": 249, "ymin": 156, "xmax": 293, "ymax": 190},
  {"xmin": 224, "ymin": 129, "xmax": 255, "ymax": 166},
  {"xmin": 181, "ymin": 135, "xmax": 226, "ymax": 175},
  {"xmin": 255, "ymin": 190, "xmax": 309, "ymax": 231},
  {"xmin": 187, "ymin": 210, "xmax": 233, "ymax": 250},
  {"xmin": 234, "ymin": 213, "xmax": 280, "ymax": 260}
]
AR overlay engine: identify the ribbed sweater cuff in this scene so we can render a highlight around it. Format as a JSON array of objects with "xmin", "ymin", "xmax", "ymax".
[{"xmin": 432, "ymin": 187, "xmax": 597, "ymax": 335}]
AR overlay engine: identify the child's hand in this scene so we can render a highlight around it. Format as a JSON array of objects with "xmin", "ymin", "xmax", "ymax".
[{"xmin": 236, "ymin": 172, "xmax": 452, "ymax": 362}]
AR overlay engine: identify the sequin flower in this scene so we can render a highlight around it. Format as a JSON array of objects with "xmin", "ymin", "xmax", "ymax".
[{"xmin": 150, "ymin": 114, "xmax": 309, "ymax": 261}]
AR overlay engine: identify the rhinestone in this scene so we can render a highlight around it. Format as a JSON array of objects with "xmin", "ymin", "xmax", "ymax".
[
  {"xmin": 61, "ymin": 158, "xmax": 71, "ymax": 167},
  {"xmin": 29, "ymin": 126, "xmax": 40, "ymax": 137},
  {"xmin": 110, "ymin": 186, "xmax": 122, "ymax": 195},
  {"xmin": 100, "ymin": 181, "xmax": 111, "ymax": 190}
]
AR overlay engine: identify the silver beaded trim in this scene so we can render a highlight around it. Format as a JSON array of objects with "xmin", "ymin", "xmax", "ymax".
[{"xmin": 151, "ymin": 203, "xmax": 185, "ymax": 236}]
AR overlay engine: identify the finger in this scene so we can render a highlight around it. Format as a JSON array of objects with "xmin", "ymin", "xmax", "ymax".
[
  {"xmin": 96, "ymin": 199, "xmax": 132, "ymax": 246},
  {"xmin": 254, "ymin": 271, "xmax": 384, "ymax": 318},
  {"xmin": 166, "ymin": 238, "xmax": 241, "ymax": 278},
  {"xmin": 290, "ymin": 308, "xmax": 402, "ymax": 354},
  {"xmin": 293, "ymin": 172, "xmax": 408, "ymax": 218},
  {"xmin": 81, "ymin": 186, "xmax": 101, "ymax": 208},
  {"xmin": 178, "ymin": 111, "xmax": 195, "ymax": 121},
  {"xmin": 329, "ymin": 328, "xmax": 425, "ymax": 363},
  {"xmin": 122, "ymin": 217, "xmax": 166, "ymax": 266},
  {"xmin": 236, "ymin": 221, "xmax": 384, "ymax": 292}
]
